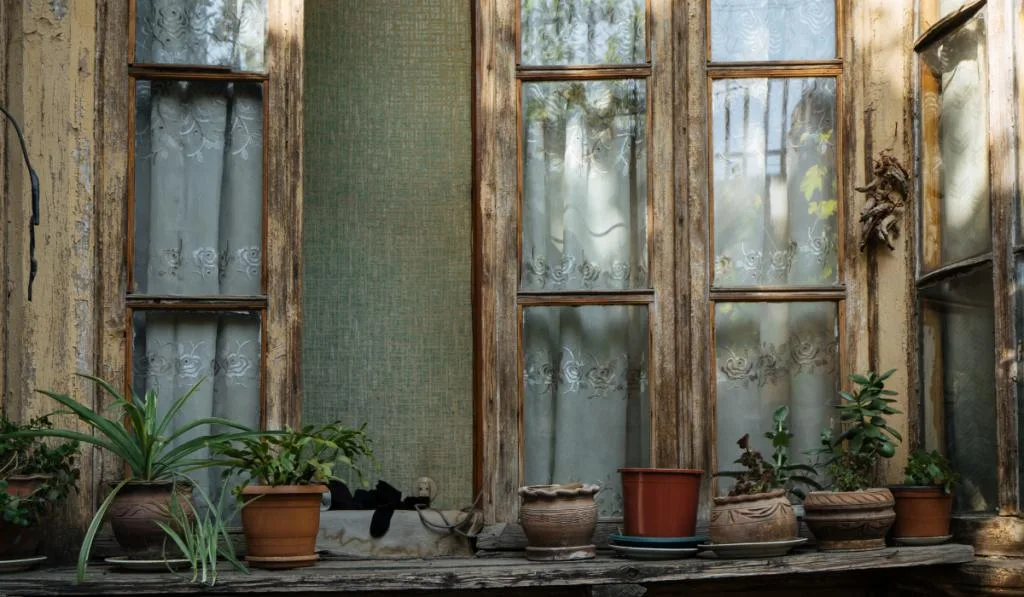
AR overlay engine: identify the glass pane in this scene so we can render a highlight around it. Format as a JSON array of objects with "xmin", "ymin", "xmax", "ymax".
[
  {"xmin": 135, "ymin": 0, "xmax": 267, "ymax": 72},
  {"xmin": 712, "ymin": 78, "xmax": 838, "ymax": 287},
  {"xmin": 523, "ymin": 305, "xmax": 650, "ymax": 518},
  {"xmin": 919, "ymin": 9, "xmax": 989, "ymax": 272},
  {"xmin": 920, "ymin": 0, "xmax": 972, "ymax": 32},
  {"xmin": 920, "ymin": 265, "xmax": 996, "ymax": 513},
  {"xmin": 132, "ymin": 310, "xmax": 261, "ymax": 490},
  {"xmin": 134, "ymin": 80, "xmax": 264, "ymax": 295},
  {"xmin": 710, "ymin": 0, "xmax": 836, "ymax": 62},
  {"xmin": 521, "ymin": 80, "xmax": 648, "ymax": 291},
  {"xmin": 520, "ymin": 0, "xmax": 645, "ymax": 66},
  {"xmin": 714, "ymin": 301, "xmax": 839, "ymax": 493}
]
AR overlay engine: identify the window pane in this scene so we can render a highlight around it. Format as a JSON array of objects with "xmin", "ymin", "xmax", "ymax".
[
  {"xmin": 920, "ymin": 10, "xmax": 989, "ymax": 272},
  {"xmin": 132, "ymin": 310, "xmax": 261, "ymax": 489},
  {"xmin": 523, "ymin": 305, "xmax": 650, "ymax": 518},
  {"xmin": 920, "ymin": 0, "xmax": 973, "ymax": 32},
  {"xmin": 135, "ymin": 0, "xmax": 267, "ymax": 72},
  {"xmin": 714, "ymin": 301, "xmax": 839, "ymax": 489},
  {"xmin": 520, "ymin": 0, "xmax": 645, "ymax": 66},
  {"xmin": 710, "ymin": 0, "xmax": 836, "ymax": 62},
  {"xmin": 712, "ymin": 78, "xmax": 838, "ymax": 287},
  {"xmin": 134, "ymin": 80, "xmax": 264, "ymax": 295},
  {"xmin": 521, "ymin": 80, "xmax": 648, "ymax": 291},
  {"xmin": 920, "ymin": 265, "xmax": 996, "ymax": 513}
]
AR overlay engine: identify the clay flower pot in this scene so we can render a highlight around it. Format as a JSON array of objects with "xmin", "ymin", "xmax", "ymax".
[
  {"xmin": 709, "ymin": 489, "xmax": 798, "ymax": 545},
  {"xmin": 518, "ymin": 483, "xmax": 599, "ymax": 561},
  {"xmin": 108, "ymin": 480, "xmax": 193, "ymax": 558},
  {"xmin": 241, "ymin": 484, "xmax": 327, "ymax": 569},
  {"xmin": 890, "ymin": 485, "xmax": 953, "ymax": 539},
  {"xmin": 803, "ymin": 488, "xmax": 895, "ymax": 551},
  {"xmin": 619, "ymin": 468, "xmax": 703, "ymax": 537},
  {"xmin": 0, "ymin": 475, "xmax": 49, "ymax": 559}
]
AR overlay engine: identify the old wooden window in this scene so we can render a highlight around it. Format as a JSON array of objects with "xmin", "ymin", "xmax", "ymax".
[{"xmin": 914, "ymin": 0, "xmax": 1021, "ymax": 527}]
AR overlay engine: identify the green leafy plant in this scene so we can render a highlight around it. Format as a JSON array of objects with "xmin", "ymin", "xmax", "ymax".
[
  {"xmin": 0, "ymin": 412, "xmax": 79, "ymax": 527},
  {"xmin": 156, "ymin": 480, "xmax": 248, "ymax": 586},
  {"xmin": 904, "ymin": 449, "xmax": 958, "ymax": 494},
  {"xmin": 717, "ymin": 406, "xmax": 821, "ymax": 499},
  {"xmin": 1, "ymin": 374, "xmax": 264, "ymax": 580},
  {"xmin": 212, "ymin": 422, "xmax": 373, "ymax": 491},
  {"xmin": 819, "ymin": 369, "xmax": 902, "ymax": 491}
]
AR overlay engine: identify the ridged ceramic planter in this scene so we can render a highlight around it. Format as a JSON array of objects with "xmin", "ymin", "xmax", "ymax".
[
  {"xmin": 619, "ymin": 468, "xmax": 703, "ymax": 537},
  {"xmin": 241, "ymin": 484, "xmax": 327, "ymax": 569},
  {"xmin": 0, "ymin": 475, "xmax": 48, "ymax": 559},
  {"xmin": 890, "ymin": 486, "xmax": 953, "ymax": 539},
  {"xmin": 709, "ymin": 489, "xmax": 798, "ymax": 544},
  {"xmin": 803, "ymin": 488, "xmax": 895, "ymax": 551},
  {"xmin": 519, "ymin": 483, "xmax": 599, "ymax": 561},
  {"xmin": 108, "ymin": 480, "xmax": 193, "ymax": 557}
]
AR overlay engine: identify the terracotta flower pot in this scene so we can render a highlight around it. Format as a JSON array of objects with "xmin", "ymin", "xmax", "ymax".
[
  {"xmin": 890, "ymin": 485, "xmax": 953, "ymax": 539},
  {"xmin": 803, "ymin": 488, "xmax": 895, "ymax": 551},
  {"xmin": 0, "ymin": 475, "xmax": 49, "ymax": 559},
  {"xmin": 241, "ymin": 484, "xmax": 327, "ymax": 569},
  {"xmin": 108, "ymin": 480, "xmax": 193, "ymax": 557},
  {"xmin": 709, "ymin": 489, "xmax": 798, "ymax": 545},
  {"xmin": 619, "ymin": 468, "xmax": 703, "ymax": 537},
  {"xmin": 518, "ymin": 483, "xmax": 599, "ymax": 561}
]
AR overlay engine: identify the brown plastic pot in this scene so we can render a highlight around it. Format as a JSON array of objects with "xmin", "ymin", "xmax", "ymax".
[
  {"xmin": 108, "ymin": 480, "xmax": 193, "ymax": 557},
  {"xmin": 619, "ymin": 468, "xmax": 703, "ymax": 537},
  {"xmin": 0, "ymin": 475, "xmax": 49, "ymax": 559},
  {"xmin": 890, "ymin": 485, "xmax": 953, "ymax": 538},
  {"xmin": 241, "ymin": 484, "xmax": 327, "ymax": 569}
]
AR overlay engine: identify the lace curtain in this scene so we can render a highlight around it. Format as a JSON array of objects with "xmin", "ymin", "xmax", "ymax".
[{"xmin": 132, "ymin": 0, "xmax": 266, "ymax": 490}]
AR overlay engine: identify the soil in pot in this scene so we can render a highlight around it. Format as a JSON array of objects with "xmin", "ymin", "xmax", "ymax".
[
  {"xmin": 619, "ymin": 468, "xmax": 703, "ymax": 537},
  {"xmin": 108, "ymin": 480, "xmax": 194, "ymax": 558},
  {"xmin": 519, "ymin": 483, "xmax": 599, "ymax": 561},
  {"xmin": 0, "ymin": 476, "xmax": 48, "ymax": 559},
  {"xmin": 709, "ymin": 489, "xmax": 798, "ymax": 545},
  {"xmin": 890, "ymin": 485, "xmax": 953, "ymax": 538},
  {"xmin": 241, "ymin": 484, "xmax": 326, "ymax": 569},
  {"xmin": 803, "ymin": 488, "xmax": 895, "ymax": 551}
]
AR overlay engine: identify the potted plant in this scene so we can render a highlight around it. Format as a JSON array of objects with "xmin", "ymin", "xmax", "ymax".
[
  {"xmin": 518, "ymin": 483, "xmax": 600, "ymax": 561},
  {"xmin": 889, "ymin": 449, "xmax": 958, "ymax": 543},
  {"xmin": 0, "ymin": 412, "xmax": 79, "ymax": 562},
  {"xmin": 3, "ymin": 374, "xmax": 261, "ymax": 579},
  {"xmin": 803, "ymin": 369, "xmax": 902, "ymax": 551},
  {"xmin": 710, "ymin": 406, "xmax": 820, "ymax": 547},
  {"xmin": 212, "ymin": 421, "xmax": 373, "ymax": 569}
]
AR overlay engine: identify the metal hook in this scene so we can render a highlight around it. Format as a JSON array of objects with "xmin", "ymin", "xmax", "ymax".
[{"xmin": 0, "ymin": 105, "xmax": 40, "ymax": 301}]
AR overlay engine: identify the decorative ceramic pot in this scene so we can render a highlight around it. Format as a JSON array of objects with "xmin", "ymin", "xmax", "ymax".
[
  {"xmin": 619, "ymin": 468, "xmax": 703, "ymax": 537},
  {"xmin": 519, "ymin": 483, "xmax": 600, "ymax": 561},
  {"xmin": 803, "ymin": 488, "xmax": 895, "ymax": 551},
  {"xmin": 108, "ymin": 480, "xmax": 193, "ymax": 557},
  {"xmin": 709, "ymin": 489, "xmax": 798, "ymax": 545},
  {"xmin": 0, "ymin": 475, "xmax": 49, "ymax": 559},
  {"xmin": 890, "ymin": 485, "xmax": 953, "ymax": 539},
  {"xmin": 241, "ymin": 484, "xmax": 327, "ymax": 569}
]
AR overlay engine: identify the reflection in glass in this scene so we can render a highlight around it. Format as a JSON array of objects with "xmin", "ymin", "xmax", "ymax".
[
  {"xmin": 134, "ymin": 80, "xmax": 264, "ymax": 295},
  {"xmin": 135, "ymin": 0, "xmax": 267, "ymax": 72},
  {"xmin": 714, "ymin": 301, "xmax": 838, "ymax": 493},
  {"xmin": 521, "ymin": 80, "xmax": 648, "ymax": 291},
  {"xmin": 712, "ymin": 78, "xmax": 838, "ymax": 287},
  {"xmin": 520, "ymin": 0, "xmax": 645, "ymax": 66},
  {"xmin": 710, "ymin": 0, "xmax": 835, "ymax": 62},
  {"xmin": 920, "ymin": 265, "xmax": 996, "ymax": 513},
  {"xmin": 523, "ymin": 306, "xmax": 649, "ymax": 518},
  {"xmin": 132, "ymin": 310, "xmax": 261, "ymax": 490},
  {"xmin": 919, "ymin": 10, "xmax": 989, "ymax": 272}
]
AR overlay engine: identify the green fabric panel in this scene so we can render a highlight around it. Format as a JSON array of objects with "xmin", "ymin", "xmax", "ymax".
[{"xmin": 302, "ymin": 1, "xmax": 473, "ymax": 509}]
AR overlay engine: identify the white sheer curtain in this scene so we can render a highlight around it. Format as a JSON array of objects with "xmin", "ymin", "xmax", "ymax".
[{"xmin": 132, "ymin": 0, "xmax": 266, "ymax": 490}]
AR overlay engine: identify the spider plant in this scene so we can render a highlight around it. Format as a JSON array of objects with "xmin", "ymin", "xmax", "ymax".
[{"xmin": 1, "ymin": 373, "xmax": 264, "ymax": 580}]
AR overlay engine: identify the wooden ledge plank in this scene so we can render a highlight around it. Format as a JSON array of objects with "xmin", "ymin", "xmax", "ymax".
[{"xmin": 0, "ymin": 545, "xmax": 973, "ymax": 595}]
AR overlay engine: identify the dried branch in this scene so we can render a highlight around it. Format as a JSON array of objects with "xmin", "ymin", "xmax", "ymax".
[{"xmin": 855, "ymin": 151, "xmax": 910, "ymax": 252}]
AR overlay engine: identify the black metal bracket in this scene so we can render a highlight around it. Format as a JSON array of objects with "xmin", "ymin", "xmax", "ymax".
[{"xmin": 0, "ymin": 105, "xmax": 40, "ymax": 301}]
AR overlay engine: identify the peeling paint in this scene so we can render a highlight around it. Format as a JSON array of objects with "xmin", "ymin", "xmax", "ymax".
[
  {"xmin": 48, "ymin": 0, "xmax": 67, "ymax": 21},
  {"xmin": 71, "ymin": 139, "xmax": 91, "ymax": 191}
]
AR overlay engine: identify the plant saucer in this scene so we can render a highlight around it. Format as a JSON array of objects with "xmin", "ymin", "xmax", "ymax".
[
  {"xmin": 892, "ymin": 535, "xmax": 952, "ymax": 546},
  {"xmin": 104, "ymin": 556, "xmax": 191, "ymax": 572},
  {"xmin": 0, "ymin": 555, "xmax": 46, "ymax": 573},
  {"xmin": 699, "ymin": 537, "xmax": 807, "ymax": 558},
  {"xmin": 609, "ymin": 544, "xmax": 698, "ymax": 560},
  {"xmin": 609, "ymin": 533, "xmax": 707, "ymax": 548}
]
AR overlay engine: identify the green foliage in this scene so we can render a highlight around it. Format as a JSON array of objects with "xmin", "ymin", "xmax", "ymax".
[
  {"xmin": 717, "ymin": 406, "xmax": 821, "ymax": 499},
  {"xmin": 155, "ymin": 481, "xmax": 248, "ymax": 586},
  {"xmin": 0, "ymin": 412, "xmax": 79, "ymax": 527},
  {"xmin": 212, "ymin": 422, "xmax": 374, "ymax": 491},
  {"xmin": 819, "ymin": 369, "xmax": 902, "ymax": 491},
  {"xmin": 904, "ymin": 449, "xmax": 959, "ymax": 494}
]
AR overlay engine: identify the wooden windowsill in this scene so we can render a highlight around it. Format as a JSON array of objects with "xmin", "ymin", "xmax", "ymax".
[{"xmin": 0, "ymin": 544, "xmax": 974, "ymax": 595}]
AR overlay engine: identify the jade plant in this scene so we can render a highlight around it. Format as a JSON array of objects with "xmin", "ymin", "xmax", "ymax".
[
  {"xmin": 904, "ymin": 449, "xmax": 959, "ymax": 494},
  {"xmin": 718, "ymin": 406, "xmax": 820, "ymax": 498}
]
